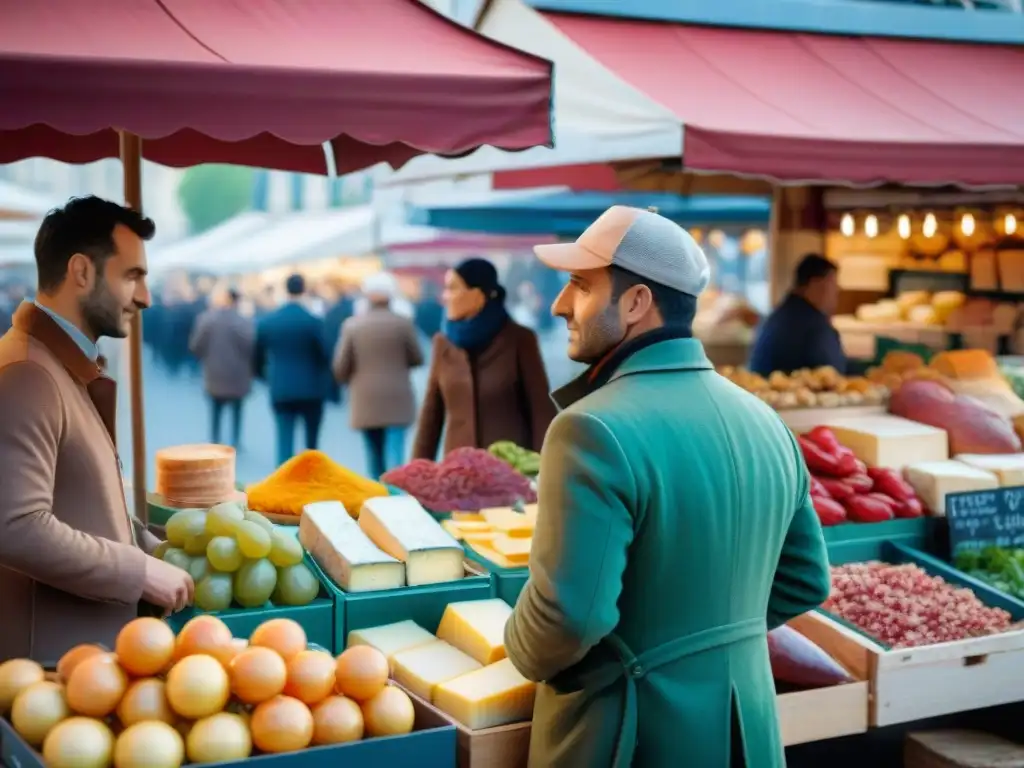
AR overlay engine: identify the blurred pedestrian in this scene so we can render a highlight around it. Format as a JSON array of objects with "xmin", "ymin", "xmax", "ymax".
[
  {"xmin": 254, "ymin": 274, "xmax": 333, "ymax": 465},
  {"xmin": 333, "ymin": 272, "xmax": 423, "ymax": 478},
  {"xmin": 412, "ymin": 258, "xmax": 556, "ymax": 460},
  {"xmin": 190, "ymin": 287, "xmax": 255, "ymax": 448}
]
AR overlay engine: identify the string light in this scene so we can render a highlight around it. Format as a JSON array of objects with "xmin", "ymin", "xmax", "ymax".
[
  {"xmin": 864, "ymin": 214, "xmax": 879, "ymax": 238},
  {"xmin": 897, "ymin": 214, "xmax": 911, "ymax": 239},
  {"xmin": 960, "ymin": 212, "xmax": 975, "ymax": 237},
  {"xmin": 840, "ymin": 213, "xmax": 855, "ymax": 237},
  {"xmin": 922, "ymin": 213, "xmax": 938, "ymax": 238},
  {"xmin": 1006, "ymin": 213, "xmax": 1018, "ymax": 236}
]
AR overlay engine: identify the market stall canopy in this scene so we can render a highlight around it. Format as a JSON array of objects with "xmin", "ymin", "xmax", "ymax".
[
  {"xmin": 409, "ymin": 189, "xmax": 771, "ymax": 236},
  {"xmin": 386, "ymin": 0, "xmax": 1024, "ymax": 187},
  {"xmin": 0, "ymin": 0, "xmax": 554, "ymax": 175},
  {"xmin": 151, "ymin": 213, "xmax": 272, "ymax": 275}
]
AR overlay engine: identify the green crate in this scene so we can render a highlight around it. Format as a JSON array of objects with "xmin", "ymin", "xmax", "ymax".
[
  {"xmin": 824, "ymin": 517, "xmax": 940, "ymax": 565},
  {"xmin": 167, "ymin": 554, "xmax": 337, "ymax": 652},
  {"xmin": 0, "ymin": 702, "xmax": 456, "ymax": 768},
  {"xmin": 463, "ymin": 547, "xmax": 529, "ymax": 605}
]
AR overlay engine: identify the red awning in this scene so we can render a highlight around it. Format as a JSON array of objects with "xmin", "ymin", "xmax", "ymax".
[
  {"xmin": 544, "ymin": 12, "xmax": 1024, "ymax": 186},
  {"xmin": 0, "ymin": 0, "xmax": 553, "ymax": 174}
]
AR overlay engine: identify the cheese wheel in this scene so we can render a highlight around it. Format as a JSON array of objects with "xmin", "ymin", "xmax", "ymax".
[{"xmin": 155, "ymin": 444, "xmax": 236, "ymax": 507}]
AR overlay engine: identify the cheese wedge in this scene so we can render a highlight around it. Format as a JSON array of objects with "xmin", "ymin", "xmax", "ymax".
[
  {"xmin": 823, "ymin": 416, "xmax": 949, "ymax": 469},
  {"xmin": 441, "ymin": 520, "xmax": 493, "ymax": 541},
  {"xmin": 492, "ymin": 535, "xmax": 531, "ymax": 564},
  {"xmin": 452, "ymin": 512, "xmax": 485, "ymax": 523},
  {"xmin": 433, "ymin": 658, "xmax": 536, "ymax": 730},
  {"xmin": 300, "ymin": 501, "xmax": 404, "ymax": 592},
  {"xmin": 481, "ymin": 507, "xmax": 534, "ymax": 538},
  {"xmin": 359, "ymin": 496, "xmax": 464, "ymax": 586},
  {"xmin": 904, "ymin": 460, "xmax": 998, "ymax": 515},
  {"xmin": 392, "ymin": 640, "xmax": 481, "ymax": 701},
  {"xmin": 346, "ymin": 620, "xmax": 437, "ymax": 668},
  {"xmin": 465, "ymin": 539, "xmax": 522, "ymax": 569},
  {"xmin": 437, "ymin": 599, "xmax": 513, "ymax": 664},
  {"xmin": 955, "ymin": 454, "xmax": 1024, "ymax": 488},
  {"xmin": 521, "ymin": 504, "xmax": 539, "ymax": 523}
]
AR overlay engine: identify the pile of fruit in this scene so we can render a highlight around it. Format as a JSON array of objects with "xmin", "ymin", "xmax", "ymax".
[
  {"xmin": 383, "ymin": 448, "xmax": 536, "ymax": 512},
  {"xmin": 0, "ymin": 615, "xmax": 416, "ymax": 767},
  {"xmin": 487, "ymin": 441, "xmax": 541, "ymax": 477},
  {"xmin": 718, "ymin": 365, "xmax": 887, "ymax": 410},
  {"xmin": 955, "ymin": 547, "xmax": 1024, "ymax": 600},
  {"xmin": 802, "ymin": 427, "xmax": 925, "ymax": 526},
  {"xmin": 160, "ymin": 502, "xmax": 320, "ymax": 612},
  {"xmin": 825, "ymin": 562, "xmax": 1015, "ymax": 649}
]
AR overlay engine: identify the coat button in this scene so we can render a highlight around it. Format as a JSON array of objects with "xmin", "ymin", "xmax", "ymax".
[{"xmin": 630, "ymin": 664, "xmax": 643, "ymax": 676}]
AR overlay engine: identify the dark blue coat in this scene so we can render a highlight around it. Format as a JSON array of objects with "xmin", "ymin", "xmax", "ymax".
[
  {"xmin": 254, "ymin": 303, "xmax": 333, "ymax": 405},
  {"xmin": 748, "ymin": 294, "xmax": 846, "ymax": 376}
]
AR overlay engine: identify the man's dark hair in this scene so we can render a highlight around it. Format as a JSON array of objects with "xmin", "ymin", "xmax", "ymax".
[
  {"xmin": 608, "ymin": 265, "xmax": 697, "ymax": 332},
  {"xmin": 794, "ymin": 253, "xmax": 837, "ymax": 289},
  {"xmin": 34, "ymin": 195, "xmax": 156, "ymax": 294},
  {"xmin": 286, "ymin": 274, "xmax": 305, "ymax": 296}
]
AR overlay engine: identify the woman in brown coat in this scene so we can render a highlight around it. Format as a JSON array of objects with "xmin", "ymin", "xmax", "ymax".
[{"xmin": 412, "ymin": 259, "xmax": 555, "ymax": 460}]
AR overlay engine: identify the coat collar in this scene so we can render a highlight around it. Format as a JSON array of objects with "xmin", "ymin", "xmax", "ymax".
[
  {"xmin": 13, "ymin": 302, "xmax": 104, "ymax": 386},
  {"xmin": 553, "ymin": 337, "xmax": 713, "ymax": 410}
]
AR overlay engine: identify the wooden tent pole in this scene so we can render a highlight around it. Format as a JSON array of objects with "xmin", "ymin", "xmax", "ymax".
[{"xmin": 119, "ymin": 130, "xmax": 148, "ymax": 526}]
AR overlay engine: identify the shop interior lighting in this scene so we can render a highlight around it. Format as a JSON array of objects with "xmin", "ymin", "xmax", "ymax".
[
  {"xmin": 840, "ymin": 213, "xmax": 855, "ymax": 237},
  {"xmin": 1007, "ymin": 213, "xmax": 1018, "ymax": 236},
  {"xmin": 922, "ymin": 212, "xmax": 938, "ymax": 238},
  {"xmin": 960, "ymin": 213, "xmax": 976, "ymax": 237},
  {"xmin": 864, "ymin": 214, "xmax": 879, "ymax": 238},
  {"xmin": 897, "ymin": 214, "xmax": 911, "ymax": 239}
]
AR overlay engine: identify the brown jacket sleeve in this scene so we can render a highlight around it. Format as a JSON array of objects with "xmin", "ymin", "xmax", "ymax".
[
  {"xmin": 412, "ymin": 335, "xmax": 446, "ymax": 460},
  {"xmin": 0, "ymin": 362, "xmax": 147, "ymax": 605},
  {"xmin": 517, "ymin": 329, "xmax": 557, "ymax": 451},
  {"xmin": 332, "ymin": 321, "xmax": 355, "ymax": 385}
]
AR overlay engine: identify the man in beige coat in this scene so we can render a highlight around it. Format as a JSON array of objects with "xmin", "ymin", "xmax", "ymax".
[{"xmin": 0, "ymin": 196, "xmax": 193, "ymax": 665}]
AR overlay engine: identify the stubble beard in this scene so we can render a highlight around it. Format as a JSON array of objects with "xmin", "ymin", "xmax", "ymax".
[
  {"xmin": 80, "ymin": 277, "xmax": 128, "ymax": 340},
  {"xmin": 568, "ymin": 305, "xmax": 626, "ymax": 365}
]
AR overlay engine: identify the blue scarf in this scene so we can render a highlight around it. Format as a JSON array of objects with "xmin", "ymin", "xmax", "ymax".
[{"xmin": 444, "ymin": 300, "xmax": 510, "ymax": 354}]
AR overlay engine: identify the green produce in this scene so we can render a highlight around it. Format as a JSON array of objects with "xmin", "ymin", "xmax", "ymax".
[
  {"xmin": 268, "ymin": 530, "xmax": 304, "ymax": 567},
  {"xmin": 207, "ymin": 536, "xmax": 244, "ymax": 572},
  {"xmin": 195, "ymin": 573, "xmax": 233, "ymax": 612},
  {"xmin": 165, "ymin": 509, "xmax": 206, "ymax": 547},
  {"xmin": 272, "ymin": 563, "xmax": 320, "ymax": 606},
  {"xmin": 234, "ymin": 558, "xmax": 277, "ymax": 608},
  {"xmin": 235, "ymin": 520, "xmax": 272, "ymax": 559},
  {"xmin": 162, "ymin": 547, "xmax": 192, "ymax": 572},
  {"xmin": 955, "ymin": 546, "xmax": 1024, "ymax": 599},
  {"xmin": 188, "ymin": 556, "xmax": 211, "ymax": 583},
  {"xmin": 488, "ymin": 440, "xmax": 541, "ymax": 476}
]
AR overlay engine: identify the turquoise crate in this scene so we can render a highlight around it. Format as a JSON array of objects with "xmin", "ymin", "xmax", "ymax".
[
  {"xmin": 824, "ymin": 518, "xmax": 940, "ymax": 565},
  {"xmin": 0, "ymin": 701, "xmax": 455, "ymax": 768},
  {"xmin": 819, "ymin": 540, "xmax": 1024, "ymax": 649},
  {"xmin": 463, "ymin": 547, "xmax": 529, "ymax": 605},
  {"xmin": 167, "ymin": 554, "xmax": 337, "ymax": 652}
]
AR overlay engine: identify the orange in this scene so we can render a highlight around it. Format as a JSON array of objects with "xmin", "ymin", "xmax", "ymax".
[
  {"xmin": 174, "ymin": 616, "xmax": 235, "ymax": 666},
  {"xmin": 165, "ymin": 654, "xmax": 230, "ymax": 719},
  {"xmin": 250, "ymin": 695, "xmax": 314, "ymax": 753},
  {"xmin": 115, "ymin": 618, "xmax": 176, "ymax": 677},
  {"xmin": 283, "ymin": 650, "xmax": 335, "ymax": 706},
  {"xmin": 249, "ymin": 619, "xmax": 306, "ymax": 663},
  {"xmin": 334, "ymin": 645, "xmax": 388, "ymax": 702},
  {"xmin": 361, "ymin": 685, "xmax": 415, "ymax": 737},
  {"xmin": 65, "ymin": 653, "xmax": 127, "ymax": 718},
  {"xmin": 56, "ymin": 645, "xmax": 105, "ymax": 684},
  {"xmin": 116, "ymin": 678, "xmax": 175, "ymax": 726},
  {"xmin": 311, "ymin": 695, "xmax": 363, "ymax": 745},
  {"xmin": 229, "ymin": 647, "xmax": 287, "ymax": 705}
]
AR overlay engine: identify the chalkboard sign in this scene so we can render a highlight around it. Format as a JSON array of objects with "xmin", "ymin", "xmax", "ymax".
[{"xmin": 946, "ymin": 485, "xmax": 1024, "ymax": 556}]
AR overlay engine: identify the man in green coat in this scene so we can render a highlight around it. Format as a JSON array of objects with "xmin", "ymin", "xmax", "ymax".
[{"xmin": 505, "ymin": 206, "xmax": 831, "ymax": 767}]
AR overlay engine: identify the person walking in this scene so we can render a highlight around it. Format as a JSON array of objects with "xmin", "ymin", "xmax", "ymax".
[
  {"xmin": 504, "ymin": 206, "xmax": 831, "ymax": 767},
  {"xmin": 0, "ymin": 196, "xmax": 193, "ymax": 663},
  {"xmin": 254, "ymin": 273, "xmax": 333, "ymax": 466},
  {"xmin": 412, "ymin": 258, "xmax": 555, "ymax": 460},
  {"xmin": 333, "ymin": 272, "xmax": 423, "ymax": 478},
  {"xmin": 190, "ymin": 287, "xmax": 255, "ymax": 448}
]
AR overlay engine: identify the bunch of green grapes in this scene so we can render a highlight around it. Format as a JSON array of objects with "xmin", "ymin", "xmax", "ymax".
[{"xmin": 157, "ymin": 502, "xmax": 320, "ymax": 613}]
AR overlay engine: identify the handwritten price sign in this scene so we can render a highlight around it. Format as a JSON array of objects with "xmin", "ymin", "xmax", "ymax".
[{"xmin": 946, "ymin": 486, "xmax": 1024, "ymax": 556}]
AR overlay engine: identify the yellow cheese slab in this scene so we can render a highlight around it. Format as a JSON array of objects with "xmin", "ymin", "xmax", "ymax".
[
  {"xmin": 433, "ymin": 658, "xmax": 536, "ymax": 730},
  {"xmin": 299, "ymin": 501, "xmax": 405, "ymax": 592},
  {"xmin": 904, "ymin": 460, "xmax": 998, "ymax": 515},
  {"xmin": 437, "ymin": 599, "xmax": 513, "ymax": 665},
  {"xmin": 481, "ymin": 507, "xmax": 534, "ymax": 538},
  {"xmin": 492, "ymin": 535, "xmax": 531, "ymax": 564},
  {"xmin": 346, "ymin": 620, "xmax": 437, "ymax": 669},
  {"xmin": 441, "ymin": 520, "xmax": 465, "ymax": 540},
  {"xmin": 521, "ymin": 503, "xmax": 539, "ymax": 523},
  {"xmin": 823, "ymin": 415, "xmax": 949, "ymax": 469},
  {"xmin": 955, "ymin": 453, "xmax": 1024, "ymax": 487},
  {"xmin": 452, "ymin": 512, "xmax": 485, "ymax": 522},
  {"xmin": 462, "ymin": 530, "xmax": 498, "ymax": 544},
  {"xmin": 465, "ymin": 540, "xmax": 521, "ymax": 569},
  {"xmin": 392, "ymin": 640, "xmax": 482, "ymax": 702},
  {"xmin": 359, "ymin": 496, "xmax": 464, "ymax": 586}
]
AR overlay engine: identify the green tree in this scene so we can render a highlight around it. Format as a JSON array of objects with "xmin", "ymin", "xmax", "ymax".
[{"xmin": 177, "ymin": 164, "xmax": 254, "ymax": 234}]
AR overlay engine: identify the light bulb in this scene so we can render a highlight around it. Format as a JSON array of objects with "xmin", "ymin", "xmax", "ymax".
[
  {"xmin": 864, "ymin": 214, "xmax": 879, "ymax": 238},
  {"xmin": 840, "ymin": 213, "xmax": 855, "ymax": 237},
  {"xmin": 897, "ymin": 214, "xmax": 911, "ymax": 239},
  {"xmin": 923, "ymin": 213, "xmax": 937, "ymax": 238},
  {"xmin": 1007, "ymin": 213, "xmax": 1018, "ymax": 236},
  {"xmin": 961, "ymin": 213, "xmax": 975, "ymax": 237}
]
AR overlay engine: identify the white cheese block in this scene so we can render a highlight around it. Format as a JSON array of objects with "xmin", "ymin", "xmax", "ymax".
[
  {"xmin": 904, "ymin": 460, "xmax": 998, "ymax": 515},
  {"xmin": 436, "ymin": 599, "xmax": 513, "ymax": 665},
  {"xmin": 954, "ymin": 454, "xmax": 1024, "ymax": 488},
  {"xmin": 346, "ymin": 620, "xmax": 437, "ymax": 669},
  {"xmin": 299, "ymin": 501, "xmax": 405, "ymax": 592},
  {"xmin": 359, "ymin": 496, "xmax": 464, "ymax": 586},
  {"xmin": 392, "ymin": 640, "xmax": 482, "ymax": 701},
  {"xmin": 433, "ymin": 658, "xmax": 536, "ymax": 730},
  {"xmin": 823, "ymin": 415, "xmax": 949, "ymax": 469}
]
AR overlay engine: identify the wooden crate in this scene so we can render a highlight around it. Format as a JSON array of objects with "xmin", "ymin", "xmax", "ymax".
[
  {"xmin": 776, "ymin": 681, "xmax": 869, "ymax": 746},
  {"xmin": 789, "ymin": 610, "xmax": 1024, "ymax": 727},
  {"xmin": 905, "ymin": 730, "xmax": 1024, "ymax": 768},
  {"xmin": 398, "ymin": 686, "xmax": 531, "ymax": 768}
]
